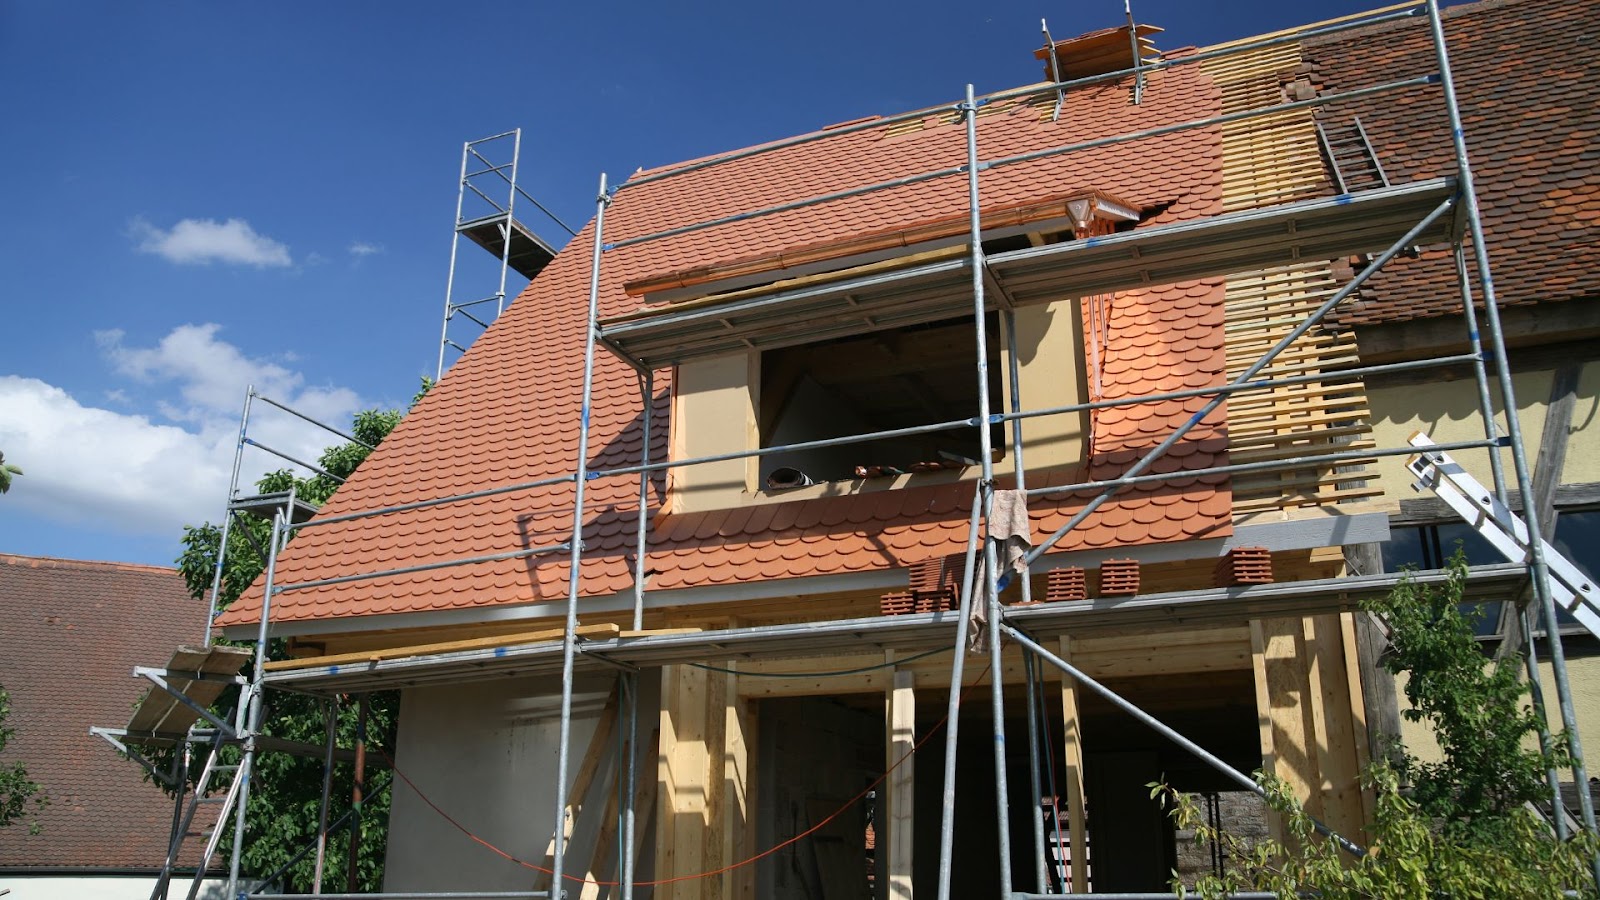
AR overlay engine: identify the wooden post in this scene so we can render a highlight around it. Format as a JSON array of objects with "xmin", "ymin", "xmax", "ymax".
[
  {"xmin": 347, "ymin": 695, "xmax": 368, "ymax": 892},
  {"xmin": 718, "ymin": 664, "xmax": 753, "ymax": 900},
  {"xmin": 885, "ymin": 663, "xmax": 915, "ymax": 900},
  {"xmin": 535, "ymin": 689, "xmax": 619, "ymax": 892},
  {"xmin": 1343, "ymin": 543, "xmax": 1403, "ymax": 767},
  {"xmin": 1251, "ymin": 616, "xmax": 1370, "ymax": 846},
  {"xmin": 1057, "ymin": 636, "xmax": 1088, "ymax": 892},
  {"xmin": 656, "ymin": 663, "xmax": 738, "ymax": 900},
  {"xmin": 657, "ymin": 664, "xmax": 707, "ymax": 900},
  {"xmin": 1339, "ymin": 612, "xmax": 1376, "ymax": 827},
  {"xmin": 1302, "ymin": 615, "xmax": 1364, "ymax": 842}
]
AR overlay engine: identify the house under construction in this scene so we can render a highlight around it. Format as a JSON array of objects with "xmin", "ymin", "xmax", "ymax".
[{"xmin": 99, "ymin": 0, "xmax": 1600, "ymax": 897}]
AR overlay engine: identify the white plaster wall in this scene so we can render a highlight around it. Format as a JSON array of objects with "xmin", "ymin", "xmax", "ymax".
[
  {"xmin": 382, "ymin": 674, "xmax": 615, "ymax": 893},
  {"xmin": 0, "ymin": 876, "xmax": 228, "ymax": 899}
]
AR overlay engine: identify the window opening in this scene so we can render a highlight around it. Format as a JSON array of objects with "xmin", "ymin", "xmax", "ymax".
[
  {"xmin": 759, "ymin": 314, "xmax": 1004, "ymax": 488},
  {"xmin": 1384, "ymin": 517, "xmax": 1591, "ymax": 637},
  {"xmin": 1383, "ymin": 522, "xmax": 1504, "ymax": 638}
]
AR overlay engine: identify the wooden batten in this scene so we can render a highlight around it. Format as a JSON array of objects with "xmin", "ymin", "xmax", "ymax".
[{"xmin": 1201, "ymin": 41, "xmax": 1382, "ymax": 517}]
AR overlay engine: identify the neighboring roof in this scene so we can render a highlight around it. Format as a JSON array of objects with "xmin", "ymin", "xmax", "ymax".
[
  {"xmin": 1314, "ymin": 0, "xmax": 1600, "ymax": 327},
  {"xmin": 0, "ymin": 553, "xmax": 211, "ymax": 871},
  {"xmin": 218, "ymin": 48, "xmax": 1235, "ymax": 631}
]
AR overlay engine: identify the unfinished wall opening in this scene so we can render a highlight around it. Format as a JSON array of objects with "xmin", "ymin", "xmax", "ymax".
[
  {"xmin": 755, "ymin": 696, "xmax": 882, "ymax": 900},
  {"xmin": 888, "ymin": 673, "xmax": 1261, "ymax": 895},
  {"xmin": 758, "ymin": 313, "xmax": 1004, "ymax": 488}
]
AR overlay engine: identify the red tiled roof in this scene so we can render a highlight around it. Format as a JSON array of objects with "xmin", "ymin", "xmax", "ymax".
[
  {"xmin": 218, "ymin": 60, "xmax": 1232, "ymax": 630},
  {"xmin": 0, "ymin": 554, "xmax": 213, "ymax": 871},
  {"xmin": 1313, "ymin": 0, "xmax": 1600, "ymax": 327}
]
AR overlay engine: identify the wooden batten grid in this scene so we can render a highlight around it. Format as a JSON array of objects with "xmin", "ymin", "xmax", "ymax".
[{"xmin": 1201, "ymin": 43, "xmax": 1381, "ymax": 514}]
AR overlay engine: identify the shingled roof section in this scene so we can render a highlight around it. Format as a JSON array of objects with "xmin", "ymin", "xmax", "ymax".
[
  {"xmin": 1313, "ymin": 0, "xmax": 1600, "ymax": 327},
  {"xmin": 218, "ymin": 57, "xmax": 1233, "ymax": 631},
  {"xmin": 0, "ymin": 553, "xmax": 213, "ymax": 872}
]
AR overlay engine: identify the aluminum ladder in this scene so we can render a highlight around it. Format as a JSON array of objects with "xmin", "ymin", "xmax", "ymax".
[
  {"xmin": 1406, "ymin": 432, "xmax": 1600, "ymax": 639},
  {"xmin": 149, "ymin": 728, "xmax": 245, "ymax": 900}
]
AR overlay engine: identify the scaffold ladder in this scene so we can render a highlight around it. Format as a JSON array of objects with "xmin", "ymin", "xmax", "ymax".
[
  {"xmin": 1316, "ymin": 115, "xmax": 1391, "ymax": 194},
  {"xmin": 149, "ymin": 728, "xmax": 244, "ymax": 900},
  {"xmin": 1407, "ymin": 432, "xmax": 1600, "ymax": 639}
]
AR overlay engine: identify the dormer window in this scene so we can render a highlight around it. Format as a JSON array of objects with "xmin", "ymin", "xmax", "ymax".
[
  {"xmin": 757, "ymin": 314, "xmax": 1003, "ymax": 488},
  {"xmin": 612, "ymin": 191, "xmax": 1146, "ymax": 515}
]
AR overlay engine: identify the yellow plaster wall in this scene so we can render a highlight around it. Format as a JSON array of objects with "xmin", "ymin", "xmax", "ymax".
[
  {"xmin": 668, "ymin": 353, "xmax": 756, "ymax": 515},
  {"xmin": 1007, "ymin": 299, "xmax": 1091, "ymax": 472},
  {"xmin": 1396, "ymin": 652, "xmax": 1600, "ymax": 771},
  {"xmin": 1566, "ymin": 363, "xmax": 1600, "ymax": 485},
  {"xmin": 1366, "ymin": 361, "xmax": 1600, "ymax": 509},
  {"xmin": 1366, "ymin": 371, "xmax": 1550, "ymax": 509}
]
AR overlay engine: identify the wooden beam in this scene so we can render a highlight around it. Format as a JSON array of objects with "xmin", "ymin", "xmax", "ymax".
[
  {"xmin": 1534, "ymin": 362, "xmax": 1581, "ymax": 537},
  {"xmin": 1253, "ymin": 618, "xmax": 1323, "ymax": 845},
  {"xmin": 704, "ymin": 665, "xmax": 728, "ymax": 896},
  {"xmin": 1302, "ymin": 615, "xmax": 1363, "ymax": 843},
  {"xmin": 715, "ymin": 658, "xmax": 753, "ymax": 900},
  {"xmin": 885, "ymin": 663, "xmax": 915, "ymax": 900},
  {"xmin": 263, "ymin": 623, "xmax": 623, "ymax": 671},
  {"xmin": 1344, "ymin": 544, "xmax": 1402, "ymax": 768},
  {"xmin": 534, "ymin": 686, "xmax": 619, "ymax": 892},
  {"xmin": 581, "ymin": 727, "xmax": 661, "ymax": 900},
  {"xmin": 657, "ymin": 665, "xmax": 705, "ymax": 900},
  {"xmin": 1340, "ymin": 612, "xmax": 1377, "ymax": 827}
]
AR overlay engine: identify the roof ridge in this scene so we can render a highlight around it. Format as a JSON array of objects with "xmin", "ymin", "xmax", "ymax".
[
  {"xmin": 0, "ymin": 552, "xmax": 178, "ymax": 575},
  {"xmin": 1299, "ymin": 0, "xmax": 1524, "ymax": 47}
]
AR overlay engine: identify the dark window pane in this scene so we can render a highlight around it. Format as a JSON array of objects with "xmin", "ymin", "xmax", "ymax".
[
  {"xmin": 1433, "ymin": 522, "xmax": 1501, "ymax": 567},
  {"xmin": 1553, "ymin": 509, "xmax": 1600, "ymax": 584},
  {"xmin": 1382, "ymin": 525, "xmax": 1428, "ymax": 571},
  {"xmin": 1546, "ymin": 508, "xmax": 1600, "ymax": 628}
]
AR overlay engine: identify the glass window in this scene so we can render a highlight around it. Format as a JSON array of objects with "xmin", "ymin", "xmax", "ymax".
[{"xmin": 1382, "ymin": 523, "xmax": 1503, "ymax": 637}]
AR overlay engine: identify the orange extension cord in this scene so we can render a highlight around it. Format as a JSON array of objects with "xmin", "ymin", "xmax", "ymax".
[{"xmin": 381, "ymin": 663, "xmax": 993, "ymax": 888}]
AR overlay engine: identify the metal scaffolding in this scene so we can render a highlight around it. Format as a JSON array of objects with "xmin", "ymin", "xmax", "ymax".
[
  {"xmin": 436, "ymin": 129, "xmax": 576, "ymax": 380},
  {"xmin": 101, "ymin": 2, "xmax": 1598, "ymax": 897}
]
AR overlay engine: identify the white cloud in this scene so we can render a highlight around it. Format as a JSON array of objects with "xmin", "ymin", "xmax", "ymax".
[
  {"xmin": 130, "ymin": 216, "xmax": 292, "ymax": 267},
  {"xmin": 95, "ymin": 323, "xmax": 365, "ymax": 422},
  {"xmin": 0, "ymin": 324, "xmax": 368, "ymax": 541},
  {"xmin": 0, "ymin": 376, "xmax": 236, "ymax": 538},
  {"xmin": 348, "ymin": 241, "xmax": 384, "ymax": 257}
]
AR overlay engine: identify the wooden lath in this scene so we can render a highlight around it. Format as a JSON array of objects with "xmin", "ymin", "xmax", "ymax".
[{"xmin": 1201, "ymin": 45, "xmax": 1380, "ymax": 514}]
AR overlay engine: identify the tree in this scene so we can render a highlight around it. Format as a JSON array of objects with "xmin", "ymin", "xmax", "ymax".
[
  {"xmin": 171, "ymin": 378, "xmax": 430, "ymax": 892},
  {"xmin": 0, "ymin": 451, "xmax": 21, "ymax": 494},
  {"xmin": 0, "ymin": 683, "xmax": 46, "ymax": 834},
  {"xmin": 1158, "ymin": 556, "xmax": 1597, "ymax": 898}
]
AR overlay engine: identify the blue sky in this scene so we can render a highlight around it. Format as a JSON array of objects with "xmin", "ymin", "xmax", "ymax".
[{"xmin": 0, "ymin": 0, "xmax": 1403, "ymax": 566}]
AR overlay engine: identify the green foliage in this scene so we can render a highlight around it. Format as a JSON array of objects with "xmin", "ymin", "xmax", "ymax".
[
  {"xmin": 1160, "ymin": 766, "xmax": 1594, "ymax": 899},
  {"xmin": 0, "ymin": 451, "xmax": 21, "ymax": 494},
  {"xmin": 0, "ymin": 684, "xmax": 47, "ymax": 833},
  {"xmin": 1376, "ymin": 557, "xmax": 1560, "ymax": 835},
  {"xmin": 1158, "ymin": 556, "xmax": 1597, "ymax": 898},
  {"xmin": 169, "ymin": 377, "xmax": 430, "ymax": 891}
]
